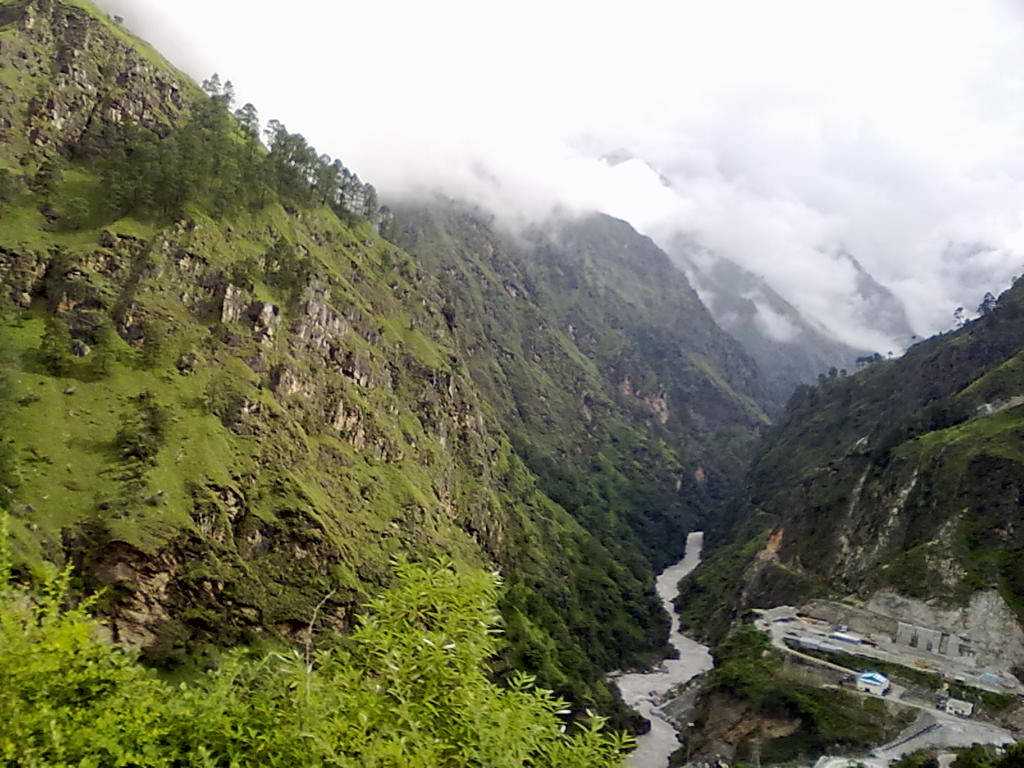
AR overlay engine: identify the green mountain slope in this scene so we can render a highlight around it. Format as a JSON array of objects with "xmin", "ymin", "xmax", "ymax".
[
  {"xmin": 670, "ymin": 279, "xmax": 1024, "ymax": 766},
  {"xmin": 680, "ymin": 275, "xmax": 1024, "ymax": 641},
  {"xmin": 389, "ymin": 202, "xmax": 770, "ymax": 573},
  {"xmin": 0, "ymin": 0, "xmax": 675, "ymax": 719}
]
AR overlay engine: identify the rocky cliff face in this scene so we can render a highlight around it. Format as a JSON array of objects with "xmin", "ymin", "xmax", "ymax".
[
  {"xmin": 0, "ymin": 0, "xmax": 192, "ymax": 164},
  {"xmin": 388, "ymin": 201, "xmax": 771, "ymax": 570}
]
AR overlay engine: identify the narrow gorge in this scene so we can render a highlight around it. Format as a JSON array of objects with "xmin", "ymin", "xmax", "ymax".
[{"xmin": 615, "ymin": 531, "xmax": 713, "ymax": 768}]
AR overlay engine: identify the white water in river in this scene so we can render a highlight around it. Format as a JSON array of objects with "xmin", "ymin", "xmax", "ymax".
[{"xmin": 614, "ymin": 531, "xmax": 714, "ymax": 768}]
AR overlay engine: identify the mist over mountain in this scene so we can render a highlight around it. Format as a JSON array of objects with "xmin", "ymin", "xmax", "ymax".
[
  {"xmin": 93, "ymin": 0, "xmax": 1024, "ymax": 355},
  {"xmin": 667, "ymin": 235, "xmax": 866, "ymax": 408},
  {"xmin": 840, "ymin": 250, "xmax": 917, "ymax": 347}
]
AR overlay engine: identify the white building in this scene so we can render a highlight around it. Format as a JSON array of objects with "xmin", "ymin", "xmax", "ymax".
[
  {"xmin": 856, "ymin": 671, "xmax": 891, "ymax": 696},
  {"xmin": 945, "ymin": 698, "xmax": 974, "ymax": 717},
  {"xmin": 830, "ymin": 631, "xmax": 863, "ymax": 645}
]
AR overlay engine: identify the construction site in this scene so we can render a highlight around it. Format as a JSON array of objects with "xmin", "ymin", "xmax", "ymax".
[{"xmin": 751, "ymin": 599, "xmax": 1023, "ymax": 766}]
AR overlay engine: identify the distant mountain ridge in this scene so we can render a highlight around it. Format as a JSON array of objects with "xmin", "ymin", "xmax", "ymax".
[
  {"xmin": 839, "ymin": 249, "xmax": 917, "ymax": 347},
  {"xmin": 599, "ymin": 151, "xmax": 909, "ymax": 404},
  {"xmin": 667, "ymin": 236, "xmax": 866, "ymax": 410}
]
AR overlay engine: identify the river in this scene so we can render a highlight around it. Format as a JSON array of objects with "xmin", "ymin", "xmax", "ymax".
[{"xmin": 614, "ymin": 531, "xmax": 715, "ymax": 768}]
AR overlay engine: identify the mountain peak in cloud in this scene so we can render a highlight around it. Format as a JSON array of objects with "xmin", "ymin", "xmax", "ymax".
[
  {"xmin": 837, "ymin": 249, "xmax": 916, "ymax": 347},
  {"xmin": 667, "ymin": 235, "xmax": 866, "ymax": 407}
]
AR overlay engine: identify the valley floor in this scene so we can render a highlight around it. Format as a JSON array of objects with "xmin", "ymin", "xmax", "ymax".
[{"xmin": 614, "ymin": 532, "xmax": 713, "ymax": 768}]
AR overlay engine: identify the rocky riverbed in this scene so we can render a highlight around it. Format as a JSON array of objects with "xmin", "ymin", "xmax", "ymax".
[{"xmin": 615, "ymin": 532, "xmax": 714, "ymax": 768}]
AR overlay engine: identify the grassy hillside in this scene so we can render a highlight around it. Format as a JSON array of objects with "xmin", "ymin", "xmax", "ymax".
[{"xmin": 0, "ymin": 0, "xmax": 685, "ymax": 724}]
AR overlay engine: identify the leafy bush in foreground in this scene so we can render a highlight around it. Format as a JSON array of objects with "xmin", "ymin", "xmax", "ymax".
[{"xmin": 0, "ymin": 517, "xmax": 630, "ymax": 767}]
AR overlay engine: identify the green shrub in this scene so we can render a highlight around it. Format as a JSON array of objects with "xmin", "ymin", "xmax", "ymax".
[
  {"xmin": 30, "ymin": 158, "xmax": 64, "ymax": 195},
  {"xmin": 893, "ymin": 748, "xmax": 940, "ymax": 768},
  {"xmin": 953, "ymin": 745, "xmax": 999, "ymax": 768},
  {"xmin": 89, "ymin": 322, "xmax": 120, "ymax": 378},
  {"xmin": 61, "ymin": 195, "xmax": 91, "ymax": 230},
  {"xmin": 0, "ymin": 516, "xmax": 631, "ymax": 766},
  {"xmin": 114, "ymin": 392, "xmax": 168, "ymax": 462},
  {"xmin": 37, "ymin": 316, "xmax": 75, "ymax": 377},
  {"xmin": 0, "ymin": 169, "xmax": 17, "ymax": 203},
  {"xmin": 204, "ymin": 371, "xmax": 249, "ymax": 426},
  {"xmin": 140, "ymin": 318, "xmax": 171, "ymax": 369}
]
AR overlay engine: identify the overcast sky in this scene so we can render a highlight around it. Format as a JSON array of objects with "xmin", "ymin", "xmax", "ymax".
[{"xmin": 96, "ymin": 0, "xmax": 1024, "ymax": 351}]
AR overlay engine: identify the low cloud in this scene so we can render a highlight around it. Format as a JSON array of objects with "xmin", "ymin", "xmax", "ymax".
[
  {"xmin": 751, "ymin": 298, "xmax": 800, "ymax": 345},
  {"xmin": 96, "ymin": 0, "xmax": 1024, "ymax": 351}
]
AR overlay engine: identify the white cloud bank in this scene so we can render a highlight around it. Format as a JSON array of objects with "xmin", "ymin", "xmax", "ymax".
[{"xmin": 96, "ymin": 0, "xmax": 1024, "ymax": 350}]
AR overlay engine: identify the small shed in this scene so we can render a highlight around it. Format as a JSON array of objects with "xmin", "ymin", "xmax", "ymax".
[{"xmin": 945, "ymin": 698, "xmax": 974, "ymax": 717}]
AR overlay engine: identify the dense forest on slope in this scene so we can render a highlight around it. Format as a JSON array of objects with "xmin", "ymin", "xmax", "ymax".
[{"xmin": 389, "ymin": 202, "xmax": 769, "ymax": 572}]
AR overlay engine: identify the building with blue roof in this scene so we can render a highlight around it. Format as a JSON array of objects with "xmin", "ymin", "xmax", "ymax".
[{"xmin": 855, "ymin": 671, "xmax": 890, "ymax": 696}]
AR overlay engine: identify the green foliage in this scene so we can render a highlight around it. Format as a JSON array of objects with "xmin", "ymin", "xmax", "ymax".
[
  {"xmin": 991, "ymin": 744, "xmax": 1024, "ymax": 768},
  {"xmin": 82, "ymin": 85, "xmax": 376, "ymax": 223},
  {"xmin": 894, "ymin": 750, "xmax": 940, "ymax": 768},
  {"xmin": 89, "ymin": 322, "xmax": 120, "ymax": 378},
  {"xmin": 0, "ymin": 375, "xmax": 17, "ymax": 509},
  {"xmin": 0, "ymin": 543, "xmax": 630, "ymax": 767},
  {"xmin": 203, "ymin": 369, "xmax": 249, "ymax": 425},
  {"xmin": 0, "ymin": 168, "xmax": 17, "ymax": 203},
  {"xmin": 30, "ymin": 158, "xmax": 65, "ymax": 196},
  {"xmin": 37, "ymin": 315, "xmax": 75, "ymax": 377},
  {"xmin": 139, "ymin": 318, "xmax": 171, "ymax": 369},
  {"xmin": 60, "ymin": 195, "xmax": 92, "ymax": 230},
  {"xmin": 953, "ymin": 744, "xmax": 1024, "ymax": 768},
  {"xmin": 953, "ymin": 745, "xmax": 1000, "ymax": 768},
  {"xmin": 114, "ymin": 392, "xmax": 168, "ymax": 462}
]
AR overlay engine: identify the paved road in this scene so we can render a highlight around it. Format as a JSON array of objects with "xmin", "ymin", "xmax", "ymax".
[{"xmin": 814, "ymin": 710, "xmax": 1014, "ymax": 768}]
